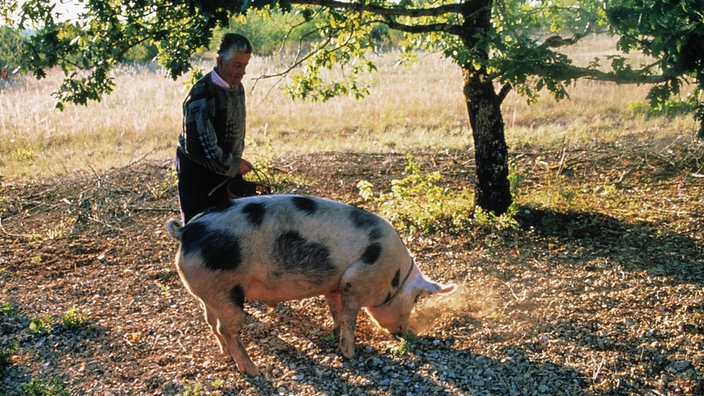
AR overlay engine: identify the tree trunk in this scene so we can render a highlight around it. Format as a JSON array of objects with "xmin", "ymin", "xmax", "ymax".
[
  {"xmin": 457, "ymin": 0, "xmax": 511, "ymax": 216},
  {"xmin": 463, "ymin": 67, "xmax": 512, "ymax": 215},
  {"xmin": 697, "ymin": 103, "xmax": 704, "ymax": 139}
]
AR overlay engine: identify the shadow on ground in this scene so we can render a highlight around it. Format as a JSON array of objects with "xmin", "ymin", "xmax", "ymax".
[{"xmin": 514, "ymin": 205, "xmax": 704, "ymax": 284}]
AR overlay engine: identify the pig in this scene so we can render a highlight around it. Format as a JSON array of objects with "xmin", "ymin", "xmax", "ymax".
[{"xmin": 165, "ymin": 194, "xmax": 456, "ymax": 376}]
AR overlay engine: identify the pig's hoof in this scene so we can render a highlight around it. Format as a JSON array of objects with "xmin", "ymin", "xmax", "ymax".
[
  {"xmin": 236, "ymin": 362, "xmax": 260, "ymax": 376},
  {"xmin": 244, "ymin": 367, "xmax": 261, "ymax": 377},
  {"xmin": 339, "ymin": 344, "xmax": 356, "ymax": 359}
]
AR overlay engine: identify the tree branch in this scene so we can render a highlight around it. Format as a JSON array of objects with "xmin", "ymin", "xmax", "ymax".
[
  {"xmin": 383, "ymin": 16, "xmax": 462, "ymax": 35},
  {"xmin": 541, "ymin": 29, "xmax": 591, "ymax": 49},
  {"xmin": 290, "ymin": 0, "xmax": 463, "ymax": 17},
  {"xmin": 560, "ymin": 65, "xmax": 672, "ymax": 85},
  {"xmin": 497, "ymin": 83, "xmax": 512, "ymax": 103}
]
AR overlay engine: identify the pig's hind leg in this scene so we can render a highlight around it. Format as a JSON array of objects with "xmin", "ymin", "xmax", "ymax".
[
  {"xmin": 202, "ymin": 302, "xmax": 227, "ymax": 353},
  {"xmin": 202, "ymin": 288, "xmax": 260, "ymax": 376}
]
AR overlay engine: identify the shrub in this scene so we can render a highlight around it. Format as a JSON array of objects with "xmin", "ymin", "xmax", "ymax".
[
  {"xmin": 357, "ymin": 155, "xmax": 474, "ymax": 235},
  {"xmin": 1, "ymin": 300, "xmax": 16, "ymax": 315},
  {"xmin": 627, "ymin": 90, "xmax": 701, "ymax": 117},
  {"xmin": 29, "ymin": 315, "xmax": 53, "ymax": 335},
  {"xmin": 358, "ymin": 155, "xmax": 521, "ymax": 235},
  {"xmin": 0, "ymin": 339, "xmax": 18, "ymax": 371},
  {"xmin": 20, "ymin": 378, "xmax": 69, "ymax": 396},
  {"xmin": 62, "ymin": 306, "xmax": 91, "ymax": 329}
]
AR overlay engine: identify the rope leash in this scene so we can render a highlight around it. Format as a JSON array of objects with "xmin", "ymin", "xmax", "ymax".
[
  {"xmin": 207, "ymin": 166, "xmax": 274, "ymax": 198},
  {"xmin": 372, "ymin": 259, "xmax": 415, "ymax": 308}
]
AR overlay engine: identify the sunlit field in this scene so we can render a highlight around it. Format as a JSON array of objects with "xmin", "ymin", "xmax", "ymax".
[{"xmin": 0, "ymin": 35, "xmax": 698, "ymax": 182}]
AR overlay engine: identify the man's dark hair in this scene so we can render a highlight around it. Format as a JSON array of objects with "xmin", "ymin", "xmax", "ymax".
[{"xmin": 218, "ymin": 33, "xmax": 253, "ymax": 60}]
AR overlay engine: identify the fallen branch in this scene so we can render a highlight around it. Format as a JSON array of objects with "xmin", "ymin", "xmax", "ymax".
[
  {"xmin": 130, "ymin": 207, "xmax": 176, "ymax": 212},
  {"xmin": 0, "ymin": 217, "xmax": 34, "ymax": 240},
  {"xmin": 592, "ymin": 355, "xmax": 606, "ymax": 381}
]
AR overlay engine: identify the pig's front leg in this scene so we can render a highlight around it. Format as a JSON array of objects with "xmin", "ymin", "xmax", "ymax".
[
  {"xmin": 337, "ymin": 304, "xmax": 360, "ymax": 358},
  {"xmin": 338, "ymin": 274, "xmax": 368, "ymax": 358}
]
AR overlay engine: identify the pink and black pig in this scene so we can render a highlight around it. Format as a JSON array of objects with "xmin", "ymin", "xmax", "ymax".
[{"xmin": 166, "ymin": 194, "xmax": 456, "ymax": 376}]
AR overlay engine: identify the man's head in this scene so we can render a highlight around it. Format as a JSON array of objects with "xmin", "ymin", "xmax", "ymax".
[{"xmin": 216, "ymin": 33, "xmax": 253, "ymax": 88}]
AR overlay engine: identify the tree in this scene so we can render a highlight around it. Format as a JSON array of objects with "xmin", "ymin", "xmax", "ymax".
[
  {"xmin": 3, "ymin": 0, "xmax": 703, "ymax": 214},
  {"xmin": 606, "ymin": 0, "xmax": 704, "ymax": 138},
  {"xmin": 0, "ymin": 26, "xmax": 23, "ymax": 72}
]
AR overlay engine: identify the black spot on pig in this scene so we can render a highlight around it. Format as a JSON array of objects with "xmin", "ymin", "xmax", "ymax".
[
  {"xmin": 242, "ymin": 202, "xmax": 266, "ymax": 227},
  {"xmin": 361, "ymin": 243, "xmax": 382, "ymax": 264},
  {"xmin": 229, "ymin": 285, "xmax": 245, "ymax": 308},
  {"xmin": 292, "ymin": 196, "xmax": 317, "ymax": 215},
  {"xmin": 349, "ymin": 206, "xmax": 379, "ymax": 229},
  {"xmin": 180, "ymin": 222, "xmax": 206, "ymax": 253},
  {"xmin": 181, "ymin": 222, "xmax": 242, "ymax": 271},
  {"xmin": 368, "ymin": 227, "xmax": 383, "ymax": 241},
  {"xmin": 391, "ymin": 269, "xmax": 401, "ymax": 288},
  {"xmin": 272, "ymin": 231, "xmax": 336, "ymax": 283}
]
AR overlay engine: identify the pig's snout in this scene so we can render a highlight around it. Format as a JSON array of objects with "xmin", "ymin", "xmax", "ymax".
[
  {"xmin": 394, "ymin": 329, "xmax": 416, "ymax": 339},
  {"xmin": 387, "ymin": 322, "xmax": 410, "ymax": 337},
  {"xmin": 392, "ymin": 329, "xmax": 408, "ymax": 337}
]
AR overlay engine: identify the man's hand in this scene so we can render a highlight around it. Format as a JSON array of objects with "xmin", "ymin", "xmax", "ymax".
[{"xmin": 238, "ymin": 159, "xmax": 253, "ymax": 175}]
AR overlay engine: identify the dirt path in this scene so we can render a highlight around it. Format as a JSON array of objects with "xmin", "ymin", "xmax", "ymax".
[{"xmin": 1, "ymin": 141, "xmax": 703, "ymax": 395}]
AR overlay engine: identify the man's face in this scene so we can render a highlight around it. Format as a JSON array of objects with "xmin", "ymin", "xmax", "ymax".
[{"xmin": 216, "ymin": 51, "xmax": 251, "ymax": 87}]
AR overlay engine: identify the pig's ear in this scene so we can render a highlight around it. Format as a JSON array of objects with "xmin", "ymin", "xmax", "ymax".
[
  {"xmin": 434, "ymin": 283, "xmax": 457, "ymax": 295},
  {"xmin": 420, "ymin": 279, "xmax": 457, "ymax": 296}
]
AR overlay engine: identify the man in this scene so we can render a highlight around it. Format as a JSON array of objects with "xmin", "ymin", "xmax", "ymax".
[{"xmin": 176, "ymin": 33, "xmax": 255, "ymax": 223}]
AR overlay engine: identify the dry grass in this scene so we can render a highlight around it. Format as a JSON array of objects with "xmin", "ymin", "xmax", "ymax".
[
  {"xmin": 246, "ymin": 52, "xmax": 468, "ymax": 155},
  {"xmin": 0, "ymin": 36, "xmax": 699, "ymax": 182},
  {"xmin": 0, "ymin": 67, "xmax": 185, "ymax": 179}
]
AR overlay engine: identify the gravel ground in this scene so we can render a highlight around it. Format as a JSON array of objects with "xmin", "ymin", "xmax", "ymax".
[{"xmin": 1, "ymin": 139, "xmax": 703, "ymax": 395}]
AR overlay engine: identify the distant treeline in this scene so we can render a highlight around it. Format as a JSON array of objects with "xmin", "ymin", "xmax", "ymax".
[{"xmin": 0, "ymin": 27, "xmax": 23, "ymax": 74}]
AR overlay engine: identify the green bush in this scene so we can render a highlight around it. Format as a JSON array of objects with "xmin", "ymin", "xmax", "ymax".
[
  {"xmin": 0, "ymin": 26, "xmax": 23, "ymax": 70},
  {"xmin": 213, "ymin": 11, "xmax": 403, "ymax": 56},
  {"xmin": 628, "ymin": 90, "xmax": 701, "ymax": 117},
  {"xmin": 1, "ymin": 300, "xmax": 16, "ymax": 315},
  {"xmin": 214, "ymin": 12, "xmax": 321, "ymax": 56},
  {"xmin": 358, "ymin": 156, "xmax": 474, "ymax": 235},
  {"xmin": 122, "ymin": 43, "xmax": 158, "ymax": 63},
  {"xmin": 29, "ymin": 315, "xmax": 53, "ymax": 335},
  {"xmin": 62, "ymin": 306, "xmax": 91, "ymax": 329},
  {"xmin": 0, "ymin": 339, "xmax": 18, "ymax": 371},
  {"xmin": 358, "ymin": 155, "xmax": 521, "ymax": 235},
  {"xmin": 20, "ymin": 378, "xmax": 69, "ymax": 396}
]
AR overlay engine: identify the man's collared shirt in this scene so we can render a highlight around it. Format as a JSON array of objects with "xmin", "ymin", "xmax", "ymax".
[{"xmin": 211, "ymin": 69, "xmax": 231, "ymax": 89}]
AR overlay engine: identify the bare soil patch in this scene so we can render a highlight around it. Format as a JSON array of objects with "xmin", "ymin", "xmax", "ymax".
[{"xmin": 1, "ymin": 137, "xmax": 703, "ymax": 395}]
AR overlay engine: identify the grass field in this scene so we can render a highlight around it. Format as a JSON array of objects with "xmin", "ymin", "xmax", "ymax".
[{"xmin": 0, "ymin": 35, "xmax": 699, "ymax": 182}]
